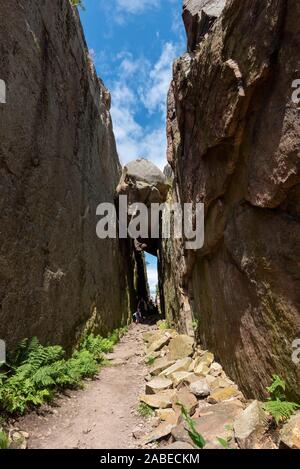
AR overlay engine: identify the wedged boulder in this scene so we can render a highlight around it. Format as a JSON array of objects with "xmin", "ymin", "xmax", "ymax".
[
  {"xmin": 168, "ymin": 335, "xmax": 194, "ymax": 360},
  {"xmin": 116, "ymin": 158, "xmax": 170, "ymax": 254},
  {"xmin": 116, "ymin": 158, "xmax": 170, "ymax": 205},
  {"xmin": 140, "ymin": 390, "xmax": 176, "ymax": 409},
  {"xmin": 183, "ymin": 0, "xmax": 226, "ymax": 52},
  {"xmin": 145, "ymin": 377, "xmax": 173, "ymax": 395},
  {"xmin": 233, "ymin": 401, "xmax": 268, "ymax": 449},
  {"xmin": 279, "ymin": 412, "xmax": 300, "ymax": 449},
  {"xmin": 171, "ymin": 401, "xmax": 244, "ymax": 448}
]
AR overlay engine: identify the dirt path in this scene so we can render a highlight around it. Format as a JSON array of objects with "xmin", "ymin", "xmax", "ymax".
[{"xmin": 17, "ymin": 325, "xmax": 152, "ymax": 449}]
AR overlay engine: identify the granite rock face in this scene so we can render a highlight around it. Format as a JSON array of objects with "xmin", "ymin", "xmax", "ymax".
[
  {"xmin": 0, "ymin": 1, "xmax": 135, "ymax": 349},
  {"xmin": 161, "ymin": 0, "xmax": 300, "ymax": 400},
  {"xmin": 183, "ymin": 0, "xmax": 226, "ymax": 52}
]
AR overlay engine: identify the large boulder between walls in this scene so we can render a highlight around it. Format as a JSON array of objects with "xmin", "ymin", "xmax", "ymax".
[
  {"xmin": 0, "ymin": 1, "xmax": 135, "ymax": 349},
  {"xmin": 161, "ymin": 0, "xmax": 300, "ymax": 401},
  {"xmin": 116, "ymin": 159, "xmax": 170, "ymax": 255}
]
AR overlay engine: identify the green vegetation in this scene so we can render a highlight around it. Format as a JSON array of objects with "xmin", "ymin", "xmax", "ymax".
[
  {"xmin": 180, "ymin": 405, "xmax": 206, "ymax": 449},
  {"xmin": 263, "ymin": 375, "xmax": 300, "ymax": 426},
  {"xmin": 146, "ymin": 356, "xmax": 157, "ymax": 366},
  {"xmin": 70, "ymin": 0, "xmax": 85, "ymax": 9},
  {"xmin": 0, "ymin": 431, "xmax": 9, "ymax": 450},
  {"xmin": 137, "ymin": 402, "xmax": 155, "ymax": 418},
  {"xmin": 192, "ymin": 320, "xmax": 199, "ymax": 331},
  {"xmin": 0, "ymin": 328, "xmax": 127, "ymax": 416},
  {"xmin": 157, "ymin": 320, "xmax": 170, "ymax": 330}
]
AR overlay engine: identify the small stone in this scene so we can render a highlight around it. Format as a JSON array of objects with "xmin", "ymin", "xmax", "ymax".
[
  {"xmin": 279, "ymin": 411, "xmax": 300, "ymax": 449},
  {"xmin": 149, "ymin": 357, "xmax": 175, "ymax": 376},
  {"xmin": 160, "ymin": 357, "xmax": 192, "ymax": 378},
  {"xmin": 165, "ymin": 441, "xmax": 195, "ymax": 449},
  {"xmin": 173, "ymin": 387, "xmax": 198, "ymax": 415},
  {"xmin": 145, "ymin": 377, "xmax": 173, "ymax": 395},
  {"xmin": 194, "ymin": 363, "xmax": 210, "ymax": 377},
  {"xmin": 132, "ymin": 428, "xmax": 145, "ymax": 440},
  {"xmin": 142, "ymin": 422, "xmax": 176, "ymax": 445},
  {"xmin": 148, "ymin": 333, "xmax": 172, "ymax": 353},
  {"xmin": 140, "ymin": 390, "xmax": 175, "ymax": 409},
  {"xmin": 234, "ymin": 400, "xmax": 268, "ymax": 449},
  {"xmin": 209, "ymin": 362, "xmax": 223, "ymax": 376},
  {"xmin": 188, "ymin": 360, "xmax": 195, "ymax": 372},
  {"xmin": 208, "ymin": 387, "xmax": 240, "ymax": 404},
  {"xmin": 10, "ymin": 432, "xmax": 27, "ymax": 450},
  {"xmin": 170, "ymin": 372, "xmax": 193, "ymax": 387},
  {"xmin": 189, "ymin": 379, "xmax": 211, "ymax": 398},
  {"xmin": 194, "ymin": 351, "xmax": 214, "ymax": 368},
  {"xmin": 156, "ymin": 408, "xmax": 180, "ymax": 425},
  {"xmin": 167, "ymin": 335, "xmax": 194, "ymax": 360}
]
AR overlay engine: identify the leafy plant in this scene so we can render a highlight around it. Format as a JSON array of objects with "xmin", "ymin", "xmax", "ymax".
[
  {"xmin": 158, "ymin": 320, "xmax": 170, "ymax": 330},
  {"xmin": 0, "ymin": 431, "xmax": 9, "ymax": 449},
  {"xmin": 146, "ymin": 356, "xmax": 156, "ymax": 366},
  {"xmin": 70, "ymin": 0, "xmax": 85, "ymax": 10},
  {"xmin": 192, "ymin": 320, "xmax": 199, "ymax": 331},
  {"xmin": 0, "ymin": 328, "xmax": 126, "ymax": 416},
  {"xmin": 217, "ymin": 437, "xmax": 230, "ymax": 449},
  {"xmin": 137, "ymin": 402, "xmax": 154, "ymax": 418},
  {"xmin": 263, "ymin": 375, "xmax": 300, "ymax": 426},
  {"xmin": 180, "ymin": 405, "xmax": 206, "ymax": 449}
]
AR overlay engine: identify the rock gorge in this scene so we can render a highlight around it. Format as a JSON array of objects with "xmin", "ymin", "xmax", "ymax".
[
  {"xmin": 160, "ymin": 0, "xmax": 300, "ymax": 401},
  {"xmin": 0, "ymin": 0, "xmax": 137, "ymax": 349},
  {"xmin": 0, "ymin": 0, "xmax": 299, "ymax": 407}
]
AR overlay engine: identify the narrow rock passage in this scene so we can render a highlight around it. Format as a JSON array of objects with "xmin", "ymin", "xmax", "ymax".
[{"xmin": 17, "ymin": 325, "xmax": 152, "ymax": 449}]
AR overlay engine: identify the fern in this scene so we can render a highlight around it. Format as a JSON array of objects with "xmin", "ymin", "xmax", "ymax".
[
  {"xmin": 263, "ymin": 375, "xmax": 300, "ymax": 426},
  {"xmin": 263, "ymin": 401, "xmax": 299, "ymax": 426},
  {"xmin": 0, "ymin": 328, "xmax": 126, "ymax": 415}
]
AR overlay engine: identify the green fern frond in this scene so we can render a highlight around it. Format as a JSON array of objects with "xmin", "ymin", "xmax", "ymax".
[{"xmin": 263, "ymin": 400, "xmax": 299, "ymax": 426}]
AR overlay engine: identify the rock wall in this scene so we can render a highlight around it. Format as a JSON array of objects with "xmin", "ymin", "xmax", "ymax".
[
  {"xmin": 161, "ymin": 0, "xmax": 300, "ymax": 400},
  {"xmin": 0, "ymin": 0, "xmax": 135, "ymax": 349}
]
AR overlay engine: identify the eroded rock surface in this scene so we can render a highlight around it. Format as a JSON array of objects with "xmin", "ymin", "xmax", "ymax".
[
  {"xmin": 0, "ymin": 1, "xmax": 135, "ymax": 349},
  {"xmin": 161, "ymin": 0, "xmax": 300, "ymax": 400}
]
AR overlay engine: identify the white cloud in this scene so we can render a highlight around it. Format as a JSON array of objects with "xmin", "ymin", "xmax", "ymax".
[
  {"xmin": 141, "ymin": 42, "xmax": 177, "ymax": 115},
  {"xmin": 147, "ymin": 264, "xmax": 158, "ymax": 297},
  {"xmin": 106, "ymin": 40, "xmax": 180, "ymax": 170},
  {"xmin": 109, "ymin": 46, "xmax": 175, "ymax": 170},
  {"xmin": 116, "ymin": 0, "xmax": 161, "ymax": 14}
]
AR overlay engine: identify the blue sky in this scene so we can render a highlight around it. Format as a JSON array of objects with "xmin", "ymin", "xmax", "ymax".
[{"xmin": 80, "ymin": 0, "xmax": 186, "ymax": 296}]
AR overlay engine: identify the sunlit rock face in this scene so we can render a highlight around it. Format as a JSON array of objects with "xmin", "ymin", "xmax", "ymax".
[
  {"xmin": 0, "ymin": 1, "xmax": 135, "ymax": 349},
  {"xmin": 183, "ymin": 0, "xmax": 225, "ymax": 51},
  {"xmin": 116, "ymin": 159, "xmax": 170, "ymax": 256},
  {"xmin": 161, "ymin": 0, "xmax": 300, "ymax": 401}
]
